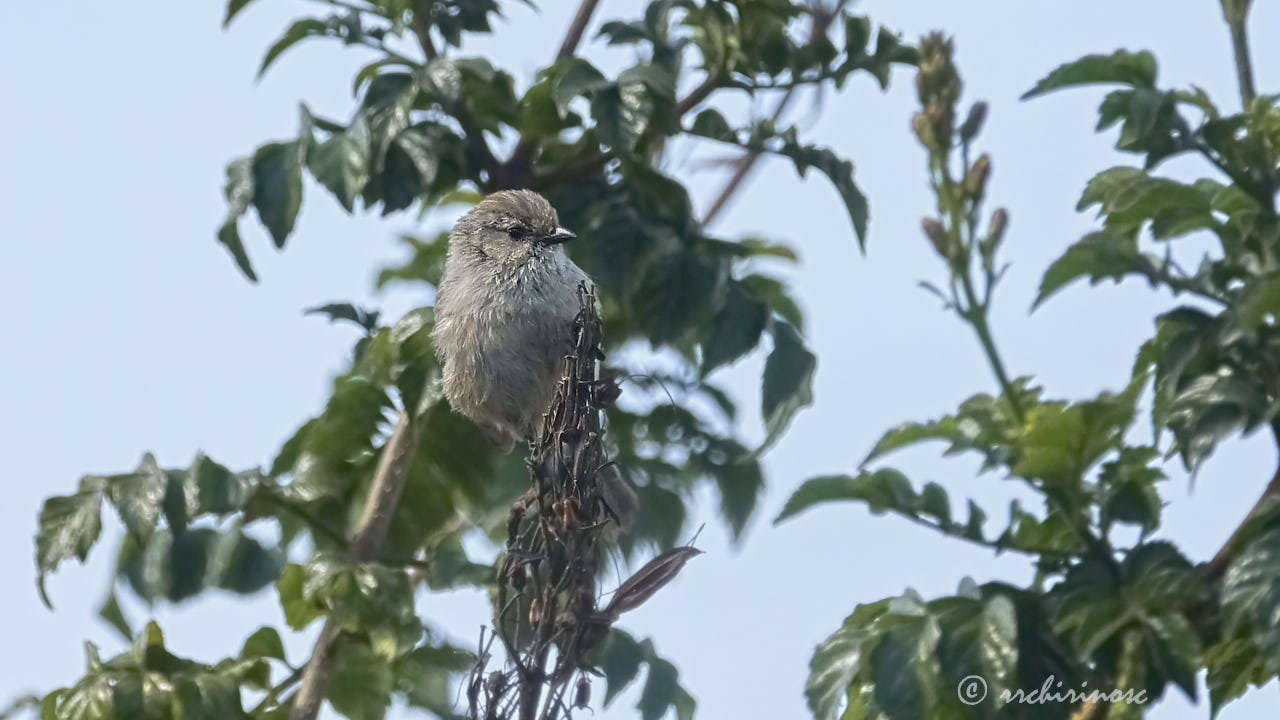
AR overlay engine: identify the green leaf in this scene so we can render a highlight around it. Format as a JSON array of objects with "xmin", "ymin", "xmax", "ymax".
[
  {"xmin": 701, "ymin": 279, "xmax": 767, "ymax": 374},
  {"xmin": 36, "ymin": 487, "xmax": 104, "ymax": 607},
  {"xmin": 97, "ymin": 591, "xmax": 133, "ymax": 643},
  {"xmin": 637, "ymin": 655, "xmax": 678, "ymax": 720},
  {"xmin": 596, "ymin": 630, "xmax": 644, "ymax": 706},
  {"xmin": 1236, "ymin": 271, "xmax": 1280, "ymax": 328},
  {"xmin": 688, "ymin": 108, "xmax": 736, "ymax": 143},
  {"xmin": 241, "ymin": 626, "xmax": 287, "ymax": 662},
  {"xmin": 217, "ymin": 158, "xmax": 257, "ymax": 282},
  {"xmin": 224, "ymin": 0, "xmax": 257, "ymax": 26},
  {"xmin": 329, "ymin": 642, "xmax": 394, "ymax": 720},
  {"xmin": 709, "ymin": 456, "xmax": 764, "ymax": 541},
  {"xmin": 553, "ymin": 58, "xmax": 610, "ymax": 117},
  {"xmin": 1205, "ymin": 638, "xmax": 1269, "ymax": 717},
  {"xmin": 277, "ymin": 563, "xmax": 324, "ymax": 630},
  {"xmin": 776, "ymin": 143, "xmax": 869, "ymax": 248},
  {"xmin": 1221, "ymin": 528, "xmax": 1280, "ymax": 660},
  {"xmin": 806, "ymin": 602, "xmax": 889, "ymax": 720},
  {"xmin": 251, "ymin": 141, "xmax": 305, "ymax": 248},
  {"xmin": 739, "ymin": 274, "xmax": 804, "ymax": 331},
  {"xmin": 188, "ymin": 455, "xmax": 258, "ymax": 516},
  {"xmin": 308, "ymin": 118, "xmax": 371, "ymax": 212},
  {"xmin": 1022, "ymin": 50, "xmax": 1158, "ymax": 99},
  {"xmin": 775, "ymin": 470, "xmax": 914, "ymax": 524},
  {"xmin": 868, "ymin": 622, "xmax": 930, "ymax": 720},
  {"xmin": 104, "ymin": 456, "xmax": 167, "ymax": 543},
  {"xmin": 863, "ymin": 417, "xmax": 962, "ymax": 465},
  {"xmin": 1035, "ymin": 231, "xmax": 1147, "ymax": 308},
  {"xmin": 258, "ymin": 18, "xmax": 329, "ymax": 78},
  {"xmin": 632, "ymin": 247, "xmax": 727, "ymax": 345},
  {"xmin": 761, "ymin": 320, "xmax": 815, "ymax": 451}
]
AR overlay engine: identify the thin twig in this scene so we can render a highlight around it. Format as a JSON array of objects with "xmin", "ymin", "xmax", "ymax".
[
  {"xmin": 557, "ymin": 0, "xmax": 602, "ymax": 59},
  {"xmin": 290, "ymin": 413, "xmax": 423, "ymax": 720},
  {"xmin": 1224, "ymin": 7, "xmax": 1257, "ymax": 107},
  {"xmin": 412, "ymin": 18, "xmax": 439, "ymax": 61},
  {"xmin": 702, "ymin": 0, "xmax": 846, "ymax": 226}
]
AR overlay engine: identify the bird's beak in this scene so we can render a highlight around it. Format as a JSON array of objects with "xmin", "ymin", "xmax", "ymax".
[{"xmin": 544, "ymin": 227, "xmax": 576, "ymax": 245}]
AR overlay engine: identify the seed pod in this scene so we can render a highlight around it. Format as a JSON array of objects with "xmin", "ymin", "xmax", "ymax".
[
  {"xmin": 963, "ymin": 154, "xmax": 991, "ymax": 200},
  {"xmin": 529, "ymin": 598, "xmax": 542, "ymax": 625},
  {"xmin": 573, "ymin": 676, "xmax": 592, "ymax": 709},
  {"xmin": 959, "ymin": 102, "xmax": 988, "ymax": 142},
  {"xmin": 921, "ymin": 218, "xmax": 951, "ymax": 260}
]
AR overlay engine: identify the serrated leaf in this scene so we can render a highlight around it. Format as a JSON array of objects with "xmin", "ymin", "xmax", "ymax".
[
  {"xmin": 597, "ymin": 630, "xmax": 644, "ymax": 706},
  {"xmin": 761, "ymin": 320, "xmax": 815, "ymax": 451},
  {"xmin": 329, "ymin": 643, "xmax": 394, "ymax": 720},
  {"xmin": 702, "ymin": 279, "xmax": 767, "ymax": 374},
  {"xmin": 36, "ymin": 489, "xmax": 104, "ymax": 607},
  {"xmin": 1221, "ymin": 529, "xmax": 1280, "ymax": 660},
  {"xmin": 217, "ymin": 158, "xmax": 257, "ymax": 281},
  {"xmin": 1035, "ymin": 231, "xmax": 1147, "ymax": 308},
  {"xmin": 309, "ymin": 118, "xmax": 371, "ymax": 212},
  {"xmin": 806, "ymin": 608, "xmax": 883, "ymax": 720},
  {"xmin": 251, "ymin": 141, "xmax": 305, "ymax": 248},
  {"xmin": 553, "ymin": 58, "xmax": 610, "ymax": 117},
  {"xmin": 241, "ymin": 626, "xmax": 287, "ymax": 662},
  {"xmin": 258, "ymin": 18, "xmax": 329, "ymax": 78},
  {"xmin": 1023, "ymin": 50, "xmax": 1158, "ymax": 99},
  {"xmin": 775, "ymin": 470, "xmax": 914, "ymax": 524}
]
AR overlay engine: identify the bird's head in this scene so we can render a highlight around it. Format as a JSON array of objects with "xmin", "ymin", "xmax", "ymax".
[{"xmin": 450, "ymin": 189, "xmax": 576, "ymax": 268}]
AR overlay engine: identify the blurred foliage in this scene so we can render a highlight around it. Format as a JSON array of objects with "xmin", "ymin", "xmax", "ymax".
[
  {"xmin": 780, "ymin": 7, "xmax": 1280, "ymax": 718},
  {"xmin": 30, "ymin": 1, "xmax": 916, "ymax": 719}
]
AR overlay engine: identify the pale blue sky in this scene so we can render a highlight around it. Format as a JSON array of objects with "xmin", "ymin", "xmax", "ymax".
[{"xmin": 2, "ymin": 1, "xmax": 1277, "ymax": 718}]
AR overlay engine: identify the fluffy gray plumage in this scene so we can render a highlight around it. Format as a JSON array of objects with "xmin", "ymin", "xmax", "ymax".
[
  {"xmin": 433, "ymin": 189, "xmax": 590, "ymax": 449},
  {"xmin": 433, "ymin": 190, "xmax": 638, "ymax": 532}
]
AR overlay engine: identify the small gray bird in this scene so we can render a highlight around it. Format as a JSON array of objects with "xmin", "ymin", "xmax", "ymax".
[
  {"xmin": 433, "ymin": 189, "xmax": 637, "ymax": 531},
  {"xmin": 433, "ymin": 189, "xmax": 586, "ymax": 449}
]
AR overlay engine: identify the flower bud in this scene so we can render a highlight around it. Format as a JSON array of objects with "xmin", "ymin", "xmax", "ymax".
[
  {"xmin": 911, "ymin": 112, "xmax": 934, "ymax": 149},
  {"xmin": 980, "ymin": 208, "xmax": 1008, "ymax": 264},
  {"xmin": 963, "ymin": 154, "xmax": 991, "ymax": 200},
  {"xmin": 921, "ymin": 218, "xmax": 951, "ymax": 260},
  {"xmin": 959, "ymin": 102, "xmax": 987, "ymax": 142}
]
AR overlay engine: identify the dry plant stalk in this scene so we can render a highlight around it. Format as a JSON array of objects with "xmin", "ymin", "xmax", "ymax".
[{"xmin": 466, "ymin": 284, "xmax": 699, "ymax": 720}]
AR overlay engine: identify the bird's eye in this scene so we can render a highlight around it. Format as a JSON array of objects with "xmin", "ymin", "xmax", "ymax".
[{"xmin": 507, "ymin": 226, "xmax": 528, "ymax": 241}]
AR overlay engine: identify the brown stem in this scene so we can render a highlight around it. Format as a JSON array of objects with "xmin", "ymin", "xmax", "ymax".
[
  {"xmin": 701, "ymin": 88, "xmax": 795, "ymax": 226},
  {"xmin": 411, "ymin": 19, "xmax": 438, "ymax": 61},
  {"xmin": 498, "ymin": 0, "xmax": 602, "ymax": 190},
  {"xmin": 557, "ymin": 0, "xmax": 602, "ymax": 60},
  {"xmin": 290, "ymin": 413, "xmax": 423, "ymax": 720},
  {"xmin": 537, "ymin": 74, "xmax": 727, "ymax": 189},
  {"xmin": 1205, "ymin": 423, "xmax": 1280, "ymax": 578}
]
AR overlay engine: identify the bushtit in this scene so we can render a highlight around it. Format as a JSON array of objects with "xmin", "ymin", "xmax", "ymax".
[{"xmin": 433, "ymin": 190, "xmax": 637, "ymax": 531}]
